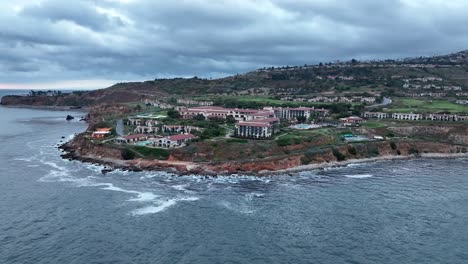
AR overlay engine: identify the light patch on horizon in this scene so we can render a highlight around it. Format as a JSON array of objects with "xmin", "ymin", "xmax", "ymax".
[{"xmin": 0, "ymin": 79, "xmax": 121, "ymax": 90}]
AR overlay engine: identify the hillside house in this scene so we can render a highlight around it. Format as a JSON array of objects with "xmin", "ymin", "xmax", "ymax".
[
  {"xmin": 339, "ymin": 116, "xmax": 364, "ymax": 126},
  {"xmin": 362, "ymin": 112, "xmax": 389, "ymax": 119},
  {"xmin": 155, "ymin": 134, "xmax": 197, "ymax": 148},
  {"xmin": 134, "ymin": 125, "xmax": 159, "ymax": 134},
  {"xmin": 392, "ymin": 113, "xmax": 423, "ymax": 121},
  {"xmin": 162, "ymin": 125, "xmax": 202, "ymax": 134},
  {"xmin": 115, "ymin": 134, "xmax": 148, "ymax": 144},
  {"xmin": 91, "ymin": 128, "xmax": 112, "ymax": 139}
]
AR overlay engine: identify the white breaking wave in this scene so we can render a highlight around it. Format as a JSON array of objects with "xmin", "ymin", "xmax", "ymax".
[
  {"xmin": 346, "ymin": 163, "xmax": 366, "ymax": 168},
  {"xmin": 171, "ymin": 184, "xmax": 197, "ymax": 194},
  {"xmin": 14, "ymin": 157, "xmax": 37, "ymax": 162},
  {"xmin": 172, "ymin": 184, "xmax": 188, "ymax": 191},
  {"xmin": 131, "ymin": 197, "xmax": 199, "ymax": 216},
  {"xmin": 93, "ymin": 183, "xmax": 159, "ymax": 203},
  {"xmin": 244, "ymin": 192, "xmax": 264, "ymax": 202},
  {"xmin": 127, "ymin": 192, "xmax": 159, "ymax": 202},
  {"xmin": 344, "ymin": 174, "xmax": 374, "ymax": 179},
  {"xmin": 83, "ymin": 163, "xmax": 106, "ymax": 174},
  {"xmin": 38, "ymin": 159, "xmax": 160, "ymax": 204}
]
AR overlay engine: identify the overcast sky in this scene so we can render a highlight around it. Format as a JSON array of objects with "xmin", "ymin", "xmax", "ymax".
[{"xmin": 1, "ymin": 0, "xmax": 468, "ymax": 89}]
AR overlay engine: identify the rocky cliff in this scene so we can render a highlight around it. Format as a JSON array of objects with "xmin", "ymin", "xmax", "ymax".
[{"xmin": 60, "ymin": 134, "xmax": 468, "ymax": 176}]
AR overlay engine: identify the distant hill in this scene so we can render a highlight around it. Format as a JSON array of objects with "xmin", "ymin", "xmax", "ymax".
[{"xmin": 2, "ymin": 49, "xmax": 468, "ymax": 107}]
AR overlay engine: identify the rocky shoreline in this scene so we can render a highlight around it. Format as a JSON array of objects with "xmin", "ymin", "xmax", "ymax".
[
  {"xmin": 268, "ymin": 153, "xmax": 468, "ymax": 175},
  {"xmin": 59, "ymin": 137, "xmax": 468, "ymax": 176}
]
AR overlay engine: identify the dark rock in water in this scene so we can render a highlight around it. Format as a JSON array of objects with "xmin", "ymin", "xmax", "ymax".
[
  {"xmin": 101, "ymin": 168, "xmax": 113, "ymax": 175},
  {"xmin": 66, "ymin": 115, "xmax": 74, "ymax": 121},
  {"xmin": 61, "ymin": 136, "xmax": 65, "ymax": 139}
]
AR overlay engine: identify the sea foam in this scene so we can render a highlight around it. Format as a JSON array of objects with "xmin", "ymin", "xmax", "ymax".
[
  {"xmin": 130, "ymin": 197, "xmax": 199, "ymax": 216},
  {"xmin": 344, "ymin": 174, "xmax": 374, "ymax": 179}
]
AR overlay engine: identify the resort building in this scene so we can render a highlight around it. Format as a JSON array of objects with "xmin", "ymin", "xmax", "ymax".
[
  {"xmin": 127, "ymin": 118, "xmax": 159, "ymax": 127},
  {"xmin": 363, "ymin": 111, "xmax": 468, "ymax": 122},
  {"xmin": 273, "ymin": 107, "xmax": 315, "ymax": 120},
  {"xmin": 391, "ymin": 113, "xmax": 423, "ymax": 121},
  {"xmin": 272, "ymin": 107, "xmax": 329, "ymax": 120},
  {"xmin": 115, "ymin": 134, "xmax": 149, "ymax": 144},
  {"xmin": 154, "ymin": 134, "xmax": 197, "ymax": 148},
  {"xmin": 134, "ymin": 125, "xmax": 159, "ymax": 134},
  {"xmin": 179, "ymin": 106, "xmax": 230, "ymax": 120},
  {"xmin": 179, "ymin": 106, "xmax": 275, "ymax": 121},
  {"xmin": 425, "ymin": 114, "xmax": 468, "ymax": 121},
  {"xmin": 91, "ymin": 128, "xmax": 112, "ymax": 139},
  {"xmin": 234, "ymin": 118, "xmax": 280, "ymax": 139},
  {"xmin": 339, "ymin": 116, "xmax": 364, "ymax": 126},
  {"xmin": 176, "ymin": 99, "xmax": 214, "ymax": 106},
  {"xmin": 362, "ymin": 112, "xmax": 389, "ymax": 119},
  {"xmin": 162, "ymin": 125, "xmax": 202, "ymax": 134}
]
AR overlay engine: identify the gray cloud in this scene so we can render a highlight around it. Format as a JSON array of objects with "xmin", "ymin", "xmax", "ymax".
[{"xmin": 1, "ymin": 0, "xmax": 468, "ymax": 88}]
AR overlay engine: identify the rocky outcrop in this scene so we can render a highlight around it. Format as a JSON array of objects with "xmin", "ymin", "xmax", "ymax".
[
  {"xmin": 60, "ymin": 135, "xmax": 124, "ymax": 163},
  {"xmin": 0, "ymin": 89, "xmax": 151, "ymax": 108},
  {"xmin": 60, "ymin": 134, "xmax": 468, "ymax": 176}
]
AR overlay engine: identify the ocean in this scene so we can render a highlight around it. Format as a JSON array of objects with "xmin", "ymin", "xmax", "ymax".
[{"xmin": 1, "ymin": 90, "xmax": 468, "ymax": 264}]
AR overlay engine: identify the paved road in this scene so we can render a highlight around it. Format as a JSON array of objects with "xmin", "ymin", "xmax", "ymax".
[{"xmin": 116, "ymin": 119, "xmax": 124, "ymax": 136}]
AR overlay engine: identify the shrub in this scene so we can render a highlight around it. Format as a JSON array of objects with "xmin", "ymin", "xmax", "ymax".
[
  {"xmin": 332, "ymin": 148, "xmax": 346, "ymax": 161},
  {"xmin": 293, "ymin": 137, "xmax": 302, "ymax": 145},
  {"xmin": 369, "ymin": 146, "xmax": 380, "ymax": 157},
  {"xmin": 277, "ymin": 137, "xmax": 292, "ymax": 147},
  {"xmin": 409, "ymin": 147, "xmax": 419, "ymax": 155},
  {"xmin": 134, "ymin": 146, "xmax": 170, "ymax": 160},
  {"xmin": 167, "ymin": 109, "xmax": 181, "ymax": 119},
  {"xmin": 348, "ymin": 146, "xmax": 357, "ymax": 156},
  {"xmin": 301, "ymin": 156, "xmax": 311, "ymax": 165},
  {"xmin": 121, "ymin": 148, "xmax": 136, "ymax": 160}
]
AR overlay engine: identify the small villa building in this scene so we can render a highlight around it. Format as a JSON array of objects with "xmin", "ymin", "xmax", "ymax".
[
  {"xmin": 162, "ymin": 125, "xmax": 202, "ymax": 134},
  {"xmin": 339, "ymin": 116, "xmax": 364, "ymax": 127},
  {"xmin": 134, "ymin": 125, "xmax": 159, "ymax": 134},
  {"xmin": 115, "ymin": 134, "xmax": 149, "ymax": 144},
  {"xmin": 155, "ymin": 133, "xmax": 197, "ymax": 148},
  {"xmin": 362, "ymin": 112, "xmax": 389, "ymax": 119},
  {"xmin": 91, "ymin": 128, "xmax": 112, "ymax": 139},
  {"xmin": 391, "ymin": 113, "xmax": 423, "ymax": 121}
]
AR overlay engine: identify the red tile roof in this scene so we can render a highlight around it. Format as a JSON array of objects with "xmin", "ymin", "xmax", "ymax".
[{"xmin": 167, "ymin": 134, "xmax": 197, "ymax": 141}]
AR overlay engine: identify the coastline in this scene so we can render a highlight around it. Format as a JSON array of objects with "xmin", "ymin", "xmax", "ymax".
[
  {"xmin": 59, "ymin": 140, "xmax": 468, "ymax": 176},
  {"xmin": 266, "ymin": 153, "xmax": 468, "ymax": 175}
]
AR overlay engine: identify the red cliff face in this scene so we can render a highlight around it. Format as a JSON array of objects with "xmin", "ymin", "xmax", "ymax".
[{"xmin": 60, "ymin": 121, "xmax": 468, "ymax": 175}]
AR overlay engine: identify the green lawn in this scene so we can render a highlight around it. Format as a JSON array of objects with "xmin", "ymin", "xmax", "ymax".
[
  {"xmin": 390, "ymin": 98, "xmax": 468, "ymax": 113},
  {"xmin": 363, "ymin": 121, "xmax": 387, "ymax": 128}
]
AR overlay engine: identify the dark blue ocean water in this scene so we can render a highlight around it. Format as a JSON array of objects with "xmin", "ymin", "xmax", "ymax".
[{"xmin": 1, "ymin": 90, "xmax": 468, "ymax": 264}]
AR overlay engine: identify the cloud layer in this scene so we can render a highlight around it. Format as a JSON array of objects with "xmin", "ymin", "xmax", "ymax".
[{"xmin": 1, "ymin": 0, "xmax": 468, "ymax": 89}]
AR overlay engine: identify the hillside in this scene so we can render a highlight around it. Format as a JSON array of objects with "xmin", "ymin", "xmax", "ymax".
[{"xmin": 2, "ymin": 49, "xmax": 468, "ymax": 108}]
